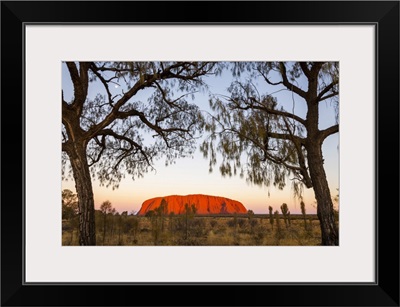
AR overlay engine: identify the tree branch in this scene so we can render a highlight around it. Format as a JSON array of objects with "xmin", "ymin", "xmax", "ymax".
[
  {"xmin": 279, "ymin": 62, "xmax": 308, "ymax": 98},
  {"xmin": 281, "ymin": 116, "xmax": 313, "ymax": 188},
  {"xmin": 86, "ymin": 63, "xmax": 210, "ymax": 139},
  {"xmin": 310, "ymin": 62, "xmax": 324, "ymax": 76},
  {"xmin": 228, "ymin": 97, "xmax": 307, "ymax": 126},
  {"xmin": 65, "ymin": 62, "xmax": 90, "ymax": 115},
  {"xmin": 267, "ymin": 131, "xmax": 305, "ymax": 145},
  {"xmin": 317, "ymin": 80, "xmax": 338, "ymax": 102},
  {"xmin": 299, "ymin": 62, "xmax": 311, "ymax": 79},
  {"xmin": 210, "ymin": 111, "xmax": 311, "ymax": 187},
  {"xmin": 86, "ymin": 74, "xmax": 156, "ymax": 138},
  {"xmin": 88, "ymin": 136, "xmax": 106, "ymax": 167},
  {"xmin": 258, "ymin": 69, "xmax": 283, "ymax": 86},
  {"xmin": 319, "ymin": 124, "xmax": 339, "ymax": 141},
  {"xmin": 96, "ymin": 129, "xmax": 153, "ymax": 168},
  {"xmin": 153, "ymin": 81, "xmax": 196, "ymax": 109},
  {"xmin": 116, "ymin": 109, "xmax": 192, "ymax": 145},
  {"xmin": 89, "ymin": 63, "xmax": 114, "ymax": 105}
]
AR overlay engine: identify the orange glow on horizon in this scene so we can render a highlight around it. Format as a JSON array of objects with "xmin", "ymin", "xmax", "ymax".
[{"xmin": 62, "ymin": 176, "xmax": 331, "ymax": 215}]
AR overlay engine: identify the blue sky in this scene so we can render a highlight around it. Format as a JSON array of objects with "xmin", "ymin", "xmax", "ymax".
[{"xmin": 62, "ymin": 62, "xmax": 339, "ymax": 214}]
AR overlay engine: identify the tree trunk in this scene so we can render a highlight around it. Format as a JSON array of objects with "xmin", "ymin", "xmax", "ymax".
[
  {"xmin": 103, "ymin": 214, "xmax": 106, "ymax": 244},
  {"xmin": 69, "ymin": 144, "xmax": 96, "ymax": 246},
  {"xmin": 307, "ymin": 144, "xmax": 339, "ymax": 245}
]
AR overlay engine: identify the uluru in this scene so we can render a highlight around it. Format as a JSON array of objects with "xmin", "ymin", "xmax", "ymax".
[{"xmin": 137, "ymin": 194, "xmax": 248, "ymax": 215}]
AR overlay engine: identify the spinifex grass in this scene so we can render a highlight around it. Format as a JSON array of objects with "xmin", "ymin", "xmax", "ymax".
[{"xmin": 62, "ymin": 214, "xmax": 326, "ymax": 246}]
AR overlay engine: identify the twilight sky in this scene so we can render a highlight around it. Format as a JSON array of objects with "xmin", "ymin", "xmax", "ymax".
[{"xmin": 62, "ymin": 62, "xmax": 339, "ymax": 214}]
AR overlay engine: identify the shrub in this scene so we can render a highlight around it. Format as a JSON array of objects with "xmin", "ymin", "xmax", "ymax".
[
  {"xmin": 238, "ymin": 218, "xmax": 247, "ymax": 229},
  {"xmin": 280, "ymin": 203, "xmax": 290, "ymax": 228},
  {"xmin": 268, "ymin": 206, "xmax": 274, "ymax": 229},
  {"xmin": 210, "ymin": 219, "xmax": 218, "ymax": 229}
]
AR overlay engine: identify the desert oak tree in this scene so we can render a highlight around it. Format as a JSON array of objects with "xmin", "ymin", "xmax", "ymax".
[
  {"xmin": 62, "ymin": 62, "xmax": 219, "ymax": 245},
  {"xmin": 201, "ymin": 62, "xmax": 339, "ymax": 245}
]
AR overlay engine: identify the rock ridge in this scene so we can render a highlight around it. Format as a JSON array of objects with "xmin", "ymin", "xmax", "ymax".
[{"xmin": 137, "ymin": 194, "xmax": 247, "ymax": 215}]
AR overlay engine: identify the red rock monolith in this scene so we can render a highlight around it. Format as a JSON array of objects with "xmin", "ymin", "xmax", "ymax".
[{"xmin": 137, "ymin": 194, "xmax": 247, "ymax": 215}]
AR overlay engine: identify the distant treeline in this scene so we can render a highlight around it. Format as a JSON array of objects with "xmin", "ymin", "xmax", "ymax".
[
  {"xmin": 62, "ymin": 190, "xmax": 337, "ymax": 246},
  {"xmin": 164, "ymin": 213, "xmax": 319, "ymax": 219}
]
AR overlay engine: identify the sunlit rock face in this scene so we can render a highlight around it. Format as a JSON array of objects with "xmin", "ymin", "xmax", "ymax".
[{"xmin": 137, "ymin": 194, "xmax": 247, "ymax": 215}]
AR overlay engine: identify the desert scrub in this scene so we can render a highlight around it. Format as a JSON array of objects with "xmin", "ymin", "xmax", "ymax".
[
  {"xmin": 62, "ymin": 213, "xmax": 325, "ymax": 246},
  {"xmin": 268, "ymin": 206, "xmax": 274, "ymax": 230},
  {"xmin": 252, "ymin": 225, "xmax": 266, "ymax": 245}
]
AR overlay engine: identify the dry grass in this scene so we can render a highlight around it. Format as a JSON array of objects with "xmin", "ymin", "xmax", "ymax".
[{"xmin": 62, "ymin": 214, "xmax": 330, "ymax": 246}]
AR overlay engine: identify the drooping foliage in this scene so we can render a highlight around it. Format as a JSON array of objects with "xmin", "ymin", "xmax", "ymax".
[
  {"xmin": 201, "ymin": 62, "xmax": 338, "ymax": 197},
  {"xmin": 201, "ymin": 62, "xmax": 339, "ymax": 245},
  {"xmin": 62, "ymin": 61, "xmax": 223, "ymax": 245},
  {"xmin": 63, "ymin": 62, "xmax": 223, "ymax": 189}
]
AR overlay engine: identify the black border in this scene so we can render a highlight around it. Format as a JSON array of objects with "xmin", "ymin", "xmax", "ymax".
[{"xmin": 1, "ymin": 1, "xmax": 399, "ymax": 306}]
